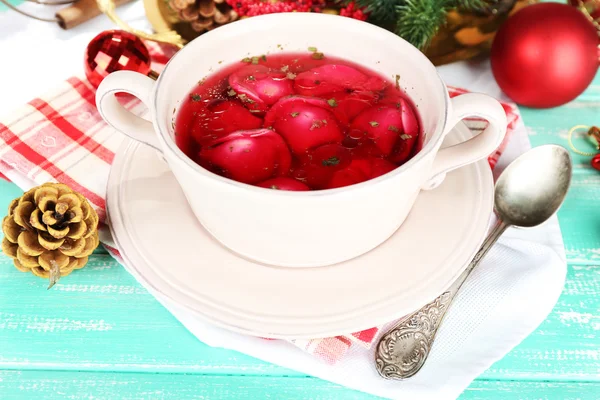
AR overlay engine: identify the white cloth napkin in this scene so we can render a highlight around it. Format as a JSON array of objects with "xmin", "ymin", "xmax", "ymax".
[{"xmin": 0, "ymin": 6, "xmax": 566, "ymax": 399}]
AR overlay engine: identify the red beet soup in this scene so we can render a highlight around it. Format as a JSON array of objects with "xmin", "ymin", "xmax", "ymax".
[{"xmin": 175, "ymin": 51, "xmax": 422, "ymax": 191}]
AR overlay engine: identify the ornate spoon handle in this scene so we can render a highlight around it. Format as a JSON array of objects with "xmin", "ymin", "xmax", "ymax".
[{"xmin": 375, "ymin": 219, "xmax": 508, "ymax": 380}]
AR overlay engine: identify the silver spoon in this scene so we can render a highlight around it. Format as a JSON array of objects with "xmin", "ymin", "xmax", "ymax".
[{"xmin": 375, "ymin": 145, "xmax": 572, "ymax": 380}]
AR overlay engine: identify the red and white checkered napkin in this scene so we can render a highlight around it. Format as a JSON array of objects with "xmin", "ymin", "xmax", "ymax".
[{"xmin": 0, "ymin": 42, "xmax": 520, "ymax": 365}]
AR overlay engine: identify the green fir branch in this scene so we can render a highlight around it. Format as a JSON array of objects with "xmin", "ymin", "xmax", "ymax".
[
  {"xmin": 345, "ymin": 0, "xmax": 404, "ymax": 23},
  {"xmin": 395, "ymin": 0, "xmax": 451, "ymax": 50},
  {"xmin": 342, "ymin": 0, "xmax": 491, "ymax": 50}
]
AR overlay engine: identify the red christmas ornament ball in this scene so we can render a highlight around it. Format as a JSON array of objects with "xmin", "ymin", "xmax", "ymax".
[
  {"xmin": 491, "ymin": 3, "xmax": 599, "ymax": 108},
  {"xmin": 85, "ymin": 30, "xmax": 151, "ymax": 88}
]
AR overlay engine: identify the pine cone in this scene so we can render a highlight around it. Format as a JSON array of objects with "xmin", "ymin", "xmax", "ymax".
[
  {"xmin": 1, "ymin": 183, "xmax": 99, "ymax": 289},
  {"xmin": 168, "ymin": 0, "xmax": 239, "ymax": 33}
]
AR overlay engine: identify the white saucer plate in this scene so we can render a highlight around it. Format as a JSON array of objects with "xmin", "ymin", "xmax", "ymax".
[{"xmin": 107, "ymin": 122, "xmax": 493, "ymax": 339}]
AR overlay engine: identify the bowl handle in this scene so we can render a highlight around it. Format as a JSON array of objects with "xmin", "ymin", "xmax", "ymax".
[
  {"xmin": 422, "ymin": 93, "xmax": 507, "ymax": 190},
  {"xmin": 96, "ymin": 71, "xmax": 162, "ymax": 152}
]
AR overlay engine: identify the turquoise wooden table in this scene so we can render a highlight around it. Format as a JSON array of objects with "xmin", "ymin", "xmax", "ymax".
[
  {"xmin": 1, "ymin": 77, "xmax": 599, "ymax": 399},
  {"xmin": 0, "ymin": 3, "xmax": 599, "ymax": 396}
]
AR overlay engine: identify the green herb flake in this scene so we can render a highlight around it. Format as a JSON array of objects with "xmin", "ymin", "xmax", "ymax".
[
  {"xmin": 395, "ymin": 74, "xmax": 400, "ymax": 90},
  {"xmin": 308, "ymin": 46, "xmax": 318, "ymax": 52},
  {"xmin": 369, "ymin": 121, "xmax": 380, "ymax": 127},
  {"xmin": 291, "ymin": 112, "xmax": 300, "ymax": 118},
  {"xmin": 311, "ymin": 52, "xmax": 324, "ymax": 60},
  {"xmin": 218, "ymin": 60, "xmax": 223, "ymax": 64},
  {"xmin": 400, "ymin": 134, "xmax": 413, "ymax": 140},
  {"xmin": 281, "ymin": 65, "xmax": 289, "ymax": 72},
  {"xmin": 396, "ymin": 102, "xmax": 401, "ymax": 109},
  {"xmin": 322, "ymin": 156, "xmax": 340, "ymax": 167},
  {"xmin": 388, "ymin": 125, "xmax": 399, "ymax": 132},
  {"xmin": 327, "ymin": 98, "xmax": 338, "ymax": 107},
  {"xmin": 242, "ymin": 57, "xmax": 252, "ymax": 63},
  {"xmin": 248, "ymin": 75, "xmax": 256, "ymax": 81},
  {"xmin": 277, "ymin": 44, "xmax": 283, "ymax": 49},
  {"xmin": 198, "ymin": 77, "xmax": 206, "ymax": 85},
  {"xmin": 310, "ymin": 120, "xmax": 322, "ymax": 130},
  {"xmin": 260, "ymin": 55, "xmax": 267, "ymax": 61},
  {"xmin": 251, "ymin": 56, "xmax": 260, "ymax": 64},
  {"xmin": 190, "ymin": 93, "xmax": 201, "ymax": 102},
  {"xmin": 286, "ymin": 72, "xmax": 296, "ymax": 80}
]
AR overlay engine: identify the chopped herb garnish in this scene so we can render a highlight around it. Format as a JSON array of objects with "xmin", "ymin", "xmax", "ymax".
[
  {"xmin": 242, "ymin": 57, "xmax": 252, "ymax": 63},
  {"xmin": 198, "ymin": 77, "xmax": 206, "ymax": 85},
  {"xmin": 190, "ymin": 93, "xmax": 201, "ymax": 102},
  {"xmin": 281, "ymin": 65, "xmax": 289, "ymax": 72},
  {"xmin": 369, "ymin": 121, "xmax": 380, "ymax": 127},
  {"xmin": 388, "ymin": 125, "xmax": 399, "ymax": 132},
  {"xmin": 308, "ymin": 46, "xmax": 318, "ymax": 52},
  {"xmin": 322, "ymin": 156, "xmax": 340, "ymax": 167},
  {"xmin": 395, "ymin": 74, "xmax": 400, "ymax": 89},
  {"xmin": 312, "ymin": 52, "xmax": 324, "ymax": 60},
  {"xmin": 400, "ymin": 134, "xmax": 413, "ymax": 140},
  {"xmin": 396, "ymin": 102, "xmax": 401, "ymax": 109},
  {"xmin": 287, "ymin": 72, "xmax": 296, "ymax": 79},
  {"xmin": 248, "ymin": 75, "xmax": 256, "ymax": 81},
  {"xmin": 172, "ymin": 107, "xmax": 176, "ymax": 114},
  {"xmin": 260, "ymin": 55, "xmax": 267, "ymax": 61},
  {"xmin": 251, "ymin": 56, "xmax": 260, "ymax": 64},
  {"xmin": 327, "ymin": 98, "xmax": 338, "ymax": 107},
  {"xmin": 218, "ymin": 60, "xmax": 223, "ymax": 64},
  {"xmin": 310, "ymin": 120, "xmax": 322, "ymax": 130},
  {"xmin": 291, "ymin": 112, "xmax": 300, "ymax": 117},
  {"xmin": 277, "ymin": 44, "xmax": 283, "ymax": 49},
  {"xmin": 228, "ymin": 89, "xmax": 237, "ymax": 96}
]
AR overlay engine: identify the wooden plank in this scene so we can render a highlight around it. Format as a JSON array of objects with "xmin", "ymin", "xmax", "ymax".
[{"xmin": 1, "ymin": 370, "xmax": 599, "ymax": 400}]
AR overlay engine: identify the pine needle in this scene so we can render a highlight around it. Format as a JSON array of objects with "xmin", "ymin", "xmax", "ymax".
[
  {"xmin": 395, "ymin": 0, "xmax": 451, "ymax": 50},
  {"xmin": 343, "ymin": 0, "xmax": 402, "ymax": 23}
]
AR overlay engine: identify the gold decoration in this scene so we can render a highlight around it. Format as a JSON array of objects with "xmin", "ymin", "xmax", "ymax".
[
  {"xmin": 424, "ymin": 0, "xmax": 536, "ymax": 65},
  {"xmin": 96, "ymin": 0, "xmax": 185, "ymax": 48},
  {"xmin": 144, "ymin": 0, "xmax": 238, "ymax": 43},
  {"xmin": 1, "ymin": 183, "xmax": 100, "ymax": 289}
]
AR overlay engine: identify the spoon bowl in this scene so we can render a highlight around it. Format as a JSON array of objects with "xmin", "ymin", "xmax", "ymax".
[{"xmin": 495, "ymin": 145, "xmax": 572, "ymax": 228}]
